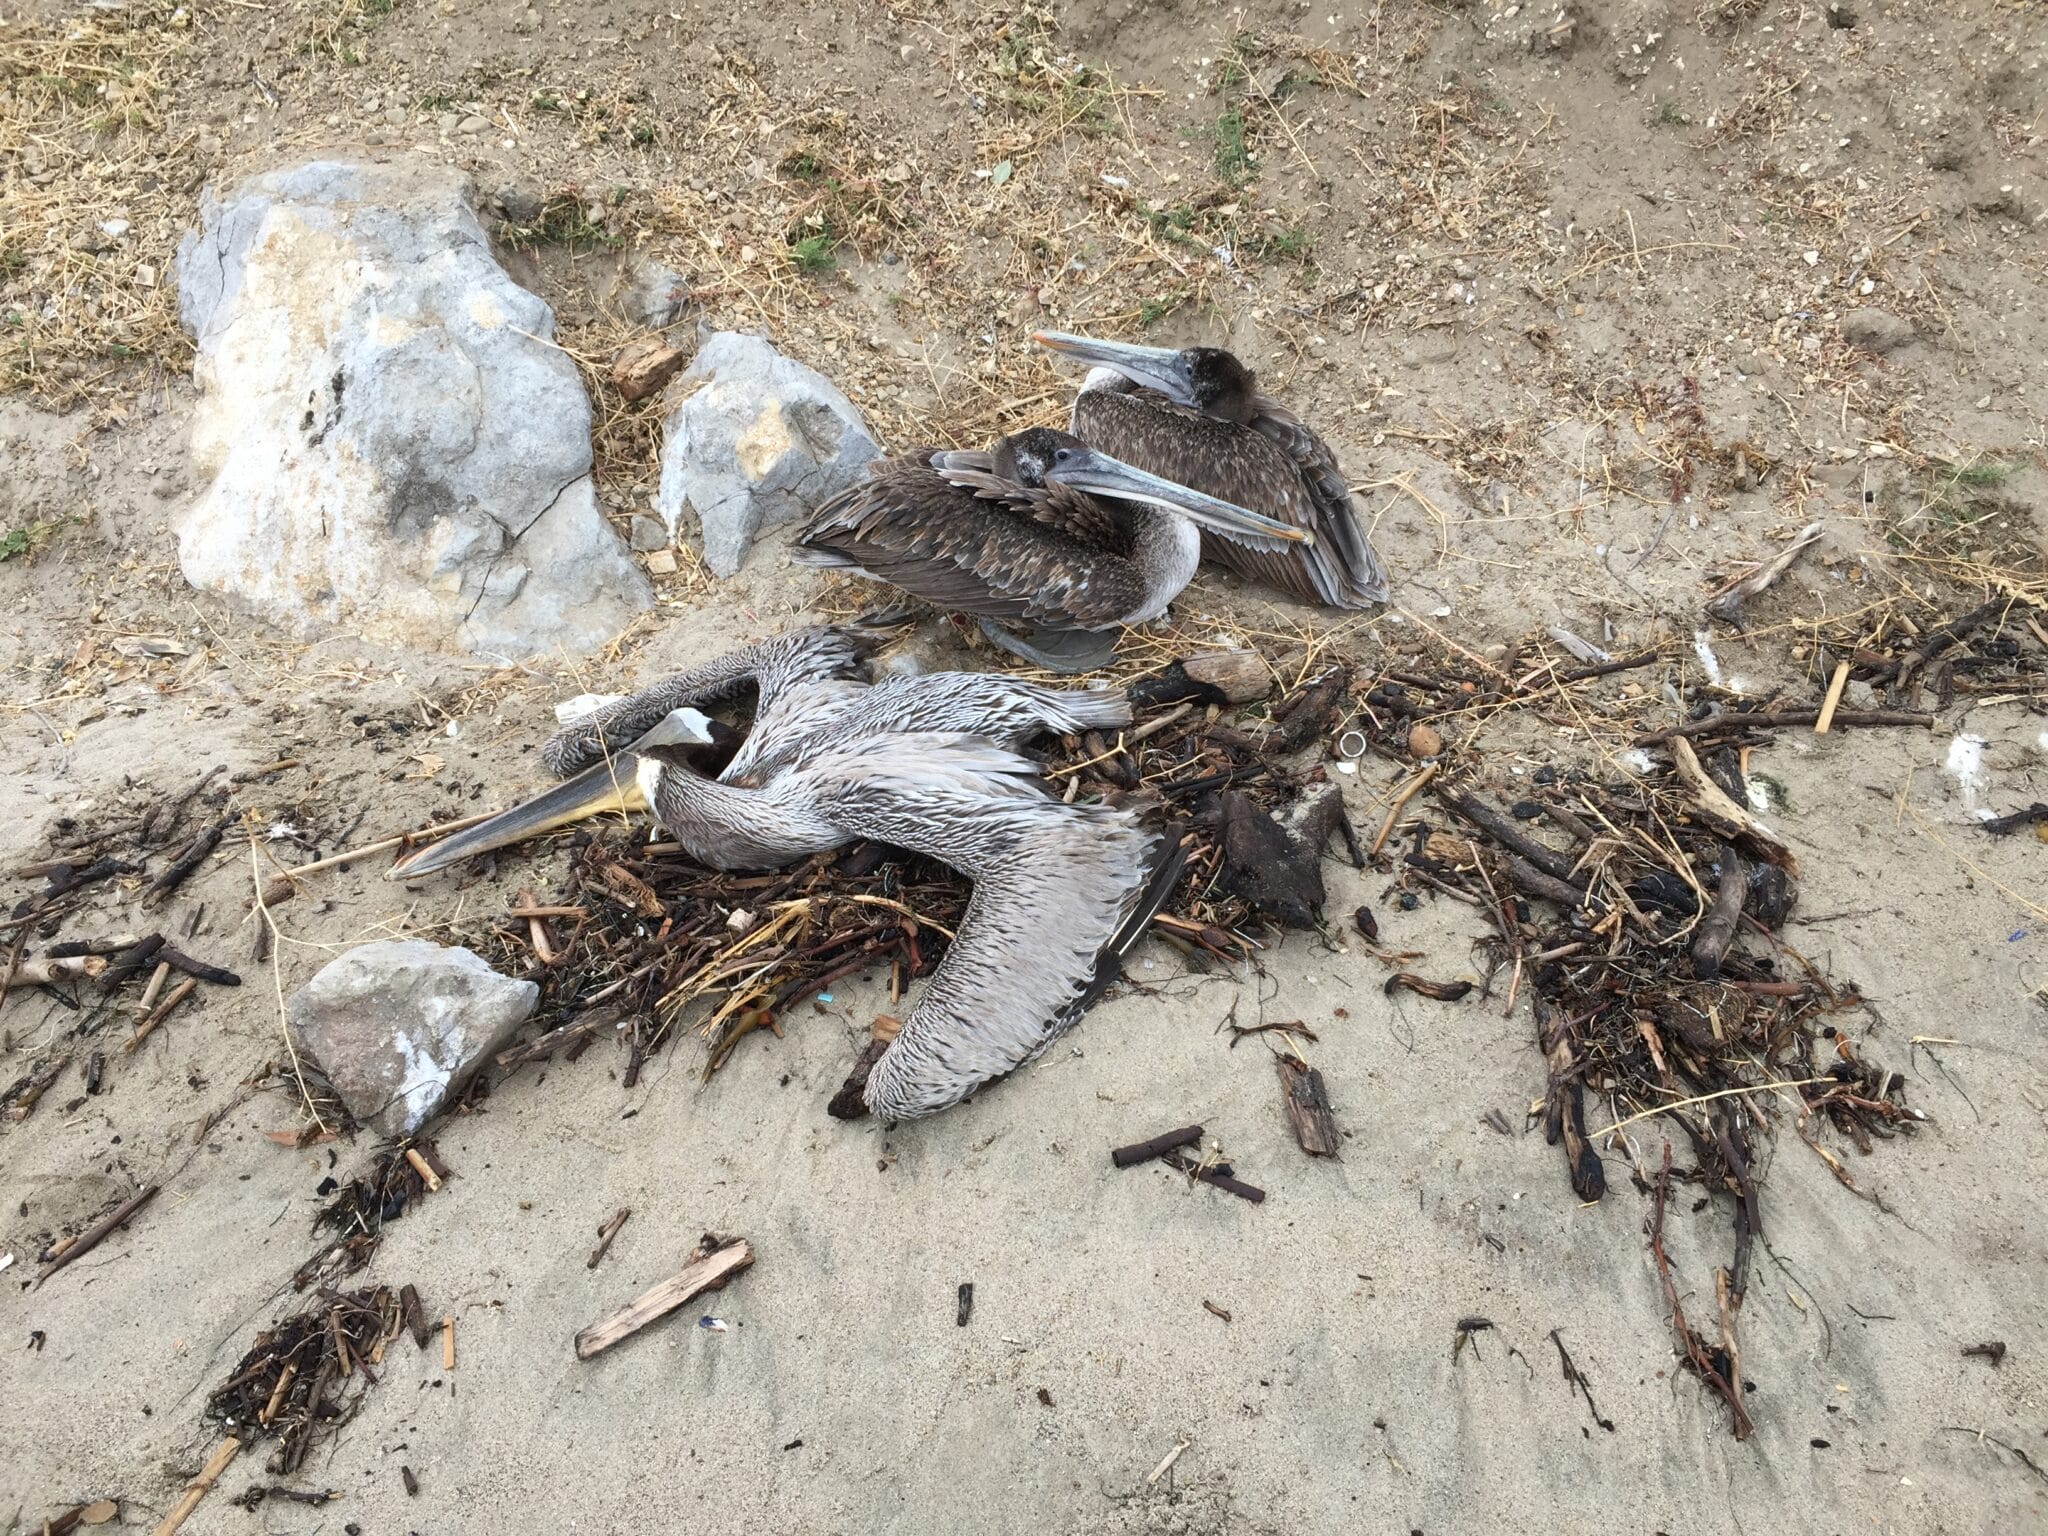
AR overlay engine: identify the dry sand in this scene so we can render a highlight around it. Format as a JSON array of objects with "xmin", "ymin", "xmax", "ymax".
[{"xmin": 4, "ymin": 1, "xmax": 2047, "ymax": 1532}]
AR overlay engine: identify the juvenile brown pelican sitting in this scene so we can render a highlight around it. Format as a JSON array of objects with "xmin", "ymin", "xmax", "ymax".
[
  {"xmin": 387, "ymin": 623, "xmax": 1183, "ymax": 1121},
  {"xmin": 792, "ymin": 428, "xmax": 1309, "ymax": 673},
  {"xmin": 1033, "ymin": 330, "xmax": 1390, "ymax": 609}
]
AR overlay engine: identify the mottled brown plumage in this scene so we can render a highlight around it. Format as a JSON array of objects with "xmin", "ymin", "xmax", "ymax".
[
  {"xmin": 1037, "ymin": 332, "xmax": 1390, "ymax": 609},
  {"xmin": 792, "ymin": 427, "xmax": 1310, "ymax": 671},
  {"xmin": 796, "ymin": 439, "xmax": 1147, "ymax": 631}
]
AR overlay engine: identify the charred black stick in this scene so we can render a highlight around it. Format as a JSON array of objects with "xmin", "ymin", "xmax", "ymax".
[
  {"xmin": 1981, "ymin": 803, "xmax": 2048, "ymax": 837},
  {"xmin": 1692, "ymin": 843, "xmax": 1748, "ymax": 981},
  {"xmin": 1501, "ymin": 854, "xmax": 1604, "ymax": 915},
  {"xmin": 143, "ymin": 818, "xmax": 228, "ymax": 908},
  {"xmin": 45, "ymin": 933, "xmax": 146, "ymax": 959},
  {"xmin": 1162, "ymin": 1150, "xmax": 1266, "ymax": 1204},
  {"xmin": 1633, "ymin": 707, "xmax": 1933, "ymax": 745},
  {"xmin": 1549, "ymin": 650, "xmax": 1664, "ymax": 684},
  {"xmin": 98, "ymin": 933, "xmax": 166, "ymax": 993},
  {"xmin": 40, "ymin": 856, "xmax": 140, "ymax": 899},
  {"xmin": 1110, "ymin": 1124, "xmax": 1204, "ymax": 1168},
  {"xmin": 1711, "ymin": 1111, "xmax": 1759, "ymax": 1305},
  {"xmin": 159, "ymin": 945, "xmax": 242, "ymax": 987},
  {"xmin": 1892, "ymin": 597, "xmax": 2011, "ymax": 705},
  {"xmin": 1440, "ymin": 790, "xmax": 1582, "ymax": 884}
]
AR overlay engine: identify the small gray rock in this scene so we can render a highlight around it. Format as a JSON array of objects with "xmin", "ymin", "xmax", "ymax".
[
  {"xmin": 605, "ymin": 256, "xmax": 691, "ymax": 330},
  {"xmin": 629, "ymin": 514, "xmax": 670, "ymax": 552},
  {"xmin": 1840, "ymin": 307, "xmax": 1916, "ymax": 354},
  {"xmin": 655, "ymin": 329, "xmax": 881, "ymax": 577},
  {"xmin": 491, "ymin": 180, "xmax": 544, "ymax": 226},
  {"xmin": 288, "ymin": 940, "xmax": 537, "ymax": 1138}
]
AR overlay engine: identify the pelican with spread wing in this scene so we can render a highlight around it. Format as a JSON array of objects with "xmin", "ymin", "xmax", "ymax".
[{"xmin": 387, "ymin": 621, "xmax": 1182, "ymax": 1121}]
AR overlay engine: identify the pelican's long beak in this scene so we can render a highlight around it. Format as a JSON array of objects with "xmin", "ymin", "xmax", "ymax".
[
  {"xmin": 386, "ymin": 756, "xmax": 648, "ymax": 881},
  {"xmin": 1033, "ymin": 330, "xmax": 1194, "ymax": 405},
  {"xmin": 1047, "ymin": 450, "xmax": 1311, "ymax": 553},
  {"xmin": 386, "ymin": 708, "xmax": 718, "ymax": 881}
]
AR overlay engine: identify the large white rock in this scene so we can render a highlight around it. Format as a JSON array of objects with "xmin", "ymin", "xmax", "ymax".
[
  {"xmin": 175, "ymin": 159, "xmax": 650, "ymax": 658},
  {"xmin": 655, "ymin": 329, "xmax": 880, "ymax": 576},
  {"xmin": 287, "ymin": 939, "xmax": 537, "ymax": 1138}
]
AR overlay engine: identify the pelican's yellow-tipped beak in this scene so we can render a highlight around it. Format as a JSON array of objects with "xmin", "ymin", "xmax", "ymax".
[{"xmin": 387, "ymin": 756, "xmax": 649, "ymax": 881}]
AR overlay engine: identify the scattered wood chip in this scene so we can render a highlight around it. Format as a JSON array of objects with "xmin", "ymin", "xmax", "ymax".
[{"xmin": 1275, "ymin": 1056, "xmax": 1339, "ymax": 1157}]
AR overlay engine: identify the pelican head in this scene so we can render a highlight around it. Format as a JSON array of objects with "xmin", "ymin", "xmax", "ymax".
[
  {"xmin": 994, "ymin": 427, "xmax": 1310, "ymax": 554},
  {"xmin": 386, "ymin": 707, "xmax": 718, "ymax": 880},
  {"xmin": 1033, "ymin": 331, "xmax": 1260, "ymax": 424}
]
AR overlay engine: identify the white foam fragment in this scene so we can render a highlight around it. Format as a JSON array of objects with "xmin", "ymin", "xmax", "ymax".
[
  {"xmin": 1944, "ymin": 734, "xmax": 1991, "ymax": 817},
  {"xmin": 1692, "ymin": 631, "xmax": 1723, "ymax": 687}
]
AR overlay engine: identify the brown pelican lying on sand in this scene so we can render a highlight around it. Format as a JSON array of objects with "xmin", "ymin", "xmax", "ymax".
[
  {"xmin": 792, "ymin": 427, "xmax": 1310, "ymax": 673},
  {"xmin": 1033, "ymin": 330, "xmax": 1390, "ymax": 609},
  {"xmin": 387, "ymin": 621, "xmax": 1183, "ymax": 1121}
]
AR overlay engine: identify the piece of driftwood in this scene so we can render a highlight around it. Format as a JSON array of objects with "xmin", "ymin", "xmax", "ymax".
[
  {"xmin": 1705, "ymin": 520, "xmax": 1821, "ymax": 628},
  {"xmin": 46, "ymin": 933, "xmax": 145, "ymax": 958},
  {"xmin": 1691, "ymin": 843, "xmax": 1747, "ymax": 981},
  {"xmin": 1384, "ymin": 973, "xmax": 1474, "ymax": 1002},
  {"xmin": 1215, "ymin": 784, "xmax": 1356, "ymax": 929},
  {"xmin": 1275, "ymin": 1058, "xmax": 1339, "ymax": 1156},
  {"xmin": 123, "ymin": 978, "xmax": 197, "ymax": 1053},
  {"xmin": 611, "ymin": 337, "xmax": 690, "ymax": 403},
  {"xmin": 38, "ymin": 1185, "xmax": 159, "ymax": 1284},
  {"xmin": 956, "ymin": 1282, "xmax": 974, "ymax": 1327},
  {"xmin": 1981, "ymin": 803, "xmax": 2048, "ymax": 837},
  {"xmin": 400, "ymin": 1284, "xmax": 431, "ymax": 1350},
  {"xmin": 2, "ymin": 1054, "xmax": 70, "ymax": 1120},
  {"xmin": 827, "ymin": 1013, "xmax": 902, "ymax": 1119},
  {"xmin": 150, "ymin": 1436, "xmax": 240, "ymax": 1536},
  {"xmin": 5, "ymin": 955, "xmax": 107, "ymax": 989},
  {"xmin": 1110, "ymin": 1125, "xmax": 1203, "ymax": 1168},
  {"xmin": 587, "ymin": 1208, "xmax": 632, "ymax": 1269},
  {"xmin": 496, "ymin": 1007, "xmax": 624, "ymax": 1070},
  {"xmin": 576, "ymin": 1237, "xmax": 755, "ymax": 1360},
  {"xmin": 1669, "ymin": 738, "xmax": 1797, "ymax": 873},
  {"xmin": 1440, "ymin": 790, "xmax": 1580, "ymax": 884},
  {"xmin": 1536, "ymin": 1002, "xmax": 1604, "ymax": 1202}
]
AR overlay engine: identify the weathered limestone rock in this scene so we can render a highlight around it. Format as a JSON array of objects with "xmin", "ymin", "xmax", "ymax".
[
  {"xmin": 654, "ymin": 329, "xmax": 880, "ymax": 577},
  {"xmin": 287, "ymin": 939, "xmax": 537, "ymax": 1138},
  {"xmin": 175, "ymin": 159, "xmax": 650, "ymax": 658}
]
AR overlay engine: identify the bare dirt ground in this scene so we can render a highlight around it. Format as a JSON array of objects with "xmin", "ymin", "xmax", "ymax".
[{"xmin": 3, "ymin": 1, "xmax": 2047, "ymax": 1532}]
